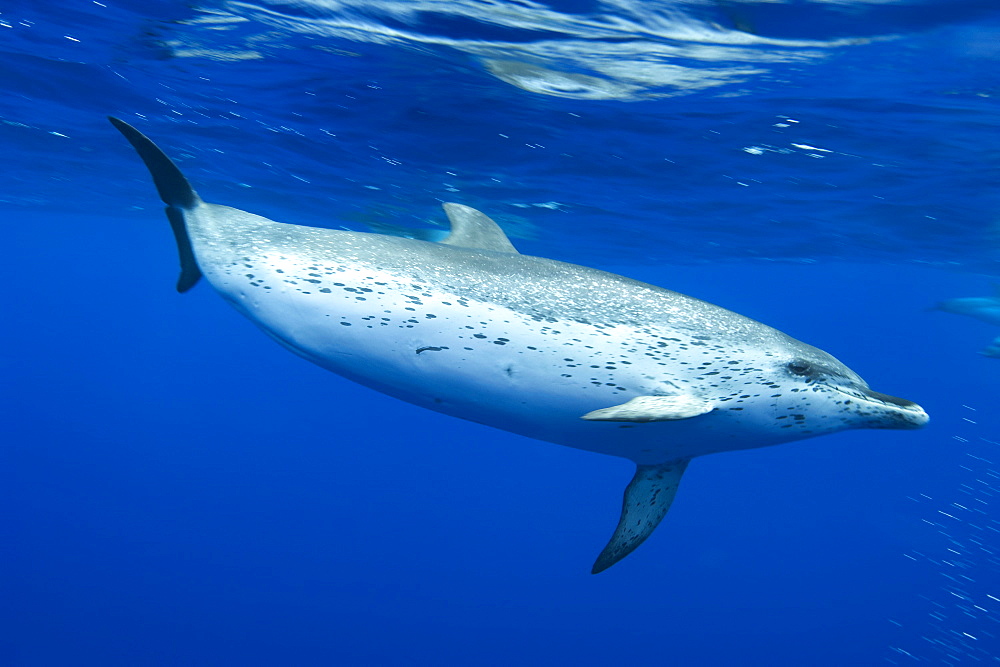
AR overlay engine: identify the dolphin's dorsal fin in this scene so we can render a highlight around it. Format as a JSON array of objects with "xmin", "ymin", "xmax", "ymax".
[
  {"xmin": 581, "ymin": 395, "xmax": 714, "ymax": 422},
  {"xmin": 109, "ymin": 117, "xmax": 203, "ymax": 293},
  {"xmin": 592, "ymin": 459, "xmax": 690, "ymax": 574},
  {"xmin": 440, "ymin": 203, "xmax": 519, "ymax": 254}
]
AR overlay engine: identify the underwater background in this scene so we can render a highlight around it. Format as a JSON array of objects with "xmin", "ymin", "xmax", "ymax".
[{"xmin": 4, "ymin": 0, "xmax": 1000, "ymax": 664}]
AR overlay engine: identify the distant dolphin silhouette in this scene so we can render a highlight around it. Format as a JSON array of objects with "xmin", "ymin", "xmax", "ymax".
[
  {"xmin": 110, "ymin": 117, "xmax": 929, "ymax": 573},
  {"xmin": 933, "ymin": 287, "xmax": 1000, "ymax": 358},
  {"xmin": 934, "ymin": 288, "xmax": 1000, "ymax": 326},
  {"xmin": 981, "ymin": 336, "xmax": 1000, "ymax": 359}
]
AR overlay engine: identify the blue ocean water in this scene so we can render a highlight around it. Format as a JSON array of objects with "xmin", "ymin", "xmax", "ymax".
[{"xmin": 4, "ymin": 0, "xmax": 1000, "ymax": 664}]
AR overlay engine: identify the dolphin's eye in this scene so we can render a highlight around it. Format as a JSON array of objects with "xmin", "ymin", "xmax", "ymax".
[{"xmin": 787, "ymin": 361, "xmax": 813, "ymax": 376}]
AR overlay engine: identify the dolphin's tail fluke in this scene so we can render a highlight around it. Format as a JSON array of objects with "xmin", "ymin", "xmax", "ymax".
[
  {"xmin": 109, "ymin": 116, "xmax": 202, "ymax": 292},
  {"xmin": 591, "ymin": 458, "xmax": 690, "ymax": 574},
  {"xmin": 109, "ymin": 117, "xmax": 198, "ymax": 208}
]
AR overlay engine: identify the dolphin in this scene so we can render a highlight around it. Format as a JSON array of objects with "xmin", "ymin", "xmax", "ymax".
[
  {"xmin": 932, "ymin": 288, "xmax": 1000, "ymax": 359},
  {"xmin": 933, "ymin": 289, "xmax": 1000, "ymax": 327},
  {"xmin": 980, "ymin": 336, "xmax": 1000, "ymax": 359},
  {"xmin": 109, "ymin": 117, "xmax": 929, "ymax": 573}
]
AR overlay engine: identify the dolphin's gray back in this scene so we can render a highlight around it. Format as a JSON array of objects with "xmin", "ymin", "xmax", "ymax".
[{"xmin": 193, "ymin": 202, "xmax": 795, "ymax": 351}]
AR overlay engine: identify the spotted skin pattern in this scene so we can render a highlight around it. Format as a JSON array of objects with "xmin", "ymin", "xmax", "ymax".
[
  {"xmin": 111, "ymin": 118, "xmax": 929, "ymax": 573},
  {"xmin": 194, "ymin": 208, "xmax": 924, "ymax": 463}
]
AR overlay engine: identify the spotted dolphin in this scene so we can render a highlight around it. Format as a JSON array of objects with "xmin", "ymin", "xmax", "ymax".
[
  {"xmin": 981, "ymin": 336, "xmax": 1000, "ymax": 359},
  {"xmin": 110, "ymin": 117, "xmax": 928, "ymax": 573},
  {"xmin": 933, "ymin": 287, "xmax": 1000, "ymax": 358},
  {"xmin": 934, "ymin": 288, "xmax": 1000, "ymax": 327}
]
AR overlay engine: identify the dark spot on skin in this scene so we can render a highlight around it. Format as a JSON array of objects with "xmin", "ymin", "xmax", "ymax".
[{"xmin": 416, "ymin": 346, "xmax": 447, "ymax": 354}]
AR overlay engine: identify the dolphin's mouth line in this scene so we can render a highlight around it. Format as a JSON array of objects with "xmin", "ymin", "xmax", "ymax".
[{"xmin": 826, "ymin": 384, "xmax": 924, "ymax": 413}]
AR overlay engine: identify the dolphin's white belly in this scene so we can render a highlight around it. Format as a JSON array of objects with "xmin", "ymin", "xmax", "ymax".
[{"xmin": 206, "ymin": 255, "xmax": 799, "ymax": 462}]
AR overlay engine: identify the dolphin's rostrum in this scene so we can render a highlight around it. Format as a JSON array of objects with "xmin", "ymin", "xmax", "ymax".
[{"xmin": 109, "ymin": 117, "xmax": 929, "ymax": 573}]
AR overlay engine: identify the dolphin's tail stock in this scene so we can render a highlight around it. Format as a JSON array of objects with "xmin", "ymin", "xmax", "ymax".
[
  {"xmin": 592, "ymin": 459, "xmax": 690, "ymax": 574},
  {"xmin": 109, "ymin": 116, "xmax": 202, "ymax": 293}
]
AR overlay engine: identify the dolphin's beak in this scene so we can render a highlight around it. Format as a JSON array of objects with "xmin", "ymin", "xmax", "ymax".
[{"xmin": 861, "ymin": 389, "xmax": 929, "ymax": 429}]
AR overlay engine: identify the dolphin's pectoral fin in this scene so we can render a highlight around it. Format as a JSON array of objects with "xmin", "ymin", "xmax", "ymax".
[
  {"xmin": 440, "ymin": 203, "xmax": 519, "ymax": 254},
  {"xmin": 592, "ymin": 459, "xmax": 690, "ymax": 574},
  {"xmin": 581, "ymin": 395, "xmax": 714, "ymax": 422},
  {"xmin": 109, "ymin": 116, "xmax": 203, "ymax": 292}
]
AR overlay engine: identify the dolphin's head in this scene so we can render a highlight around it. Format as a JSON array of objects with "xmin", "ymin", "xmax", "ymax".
[{"xmin": 755, "ymin": 338, "xmax": 929, "ymax": 434}]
